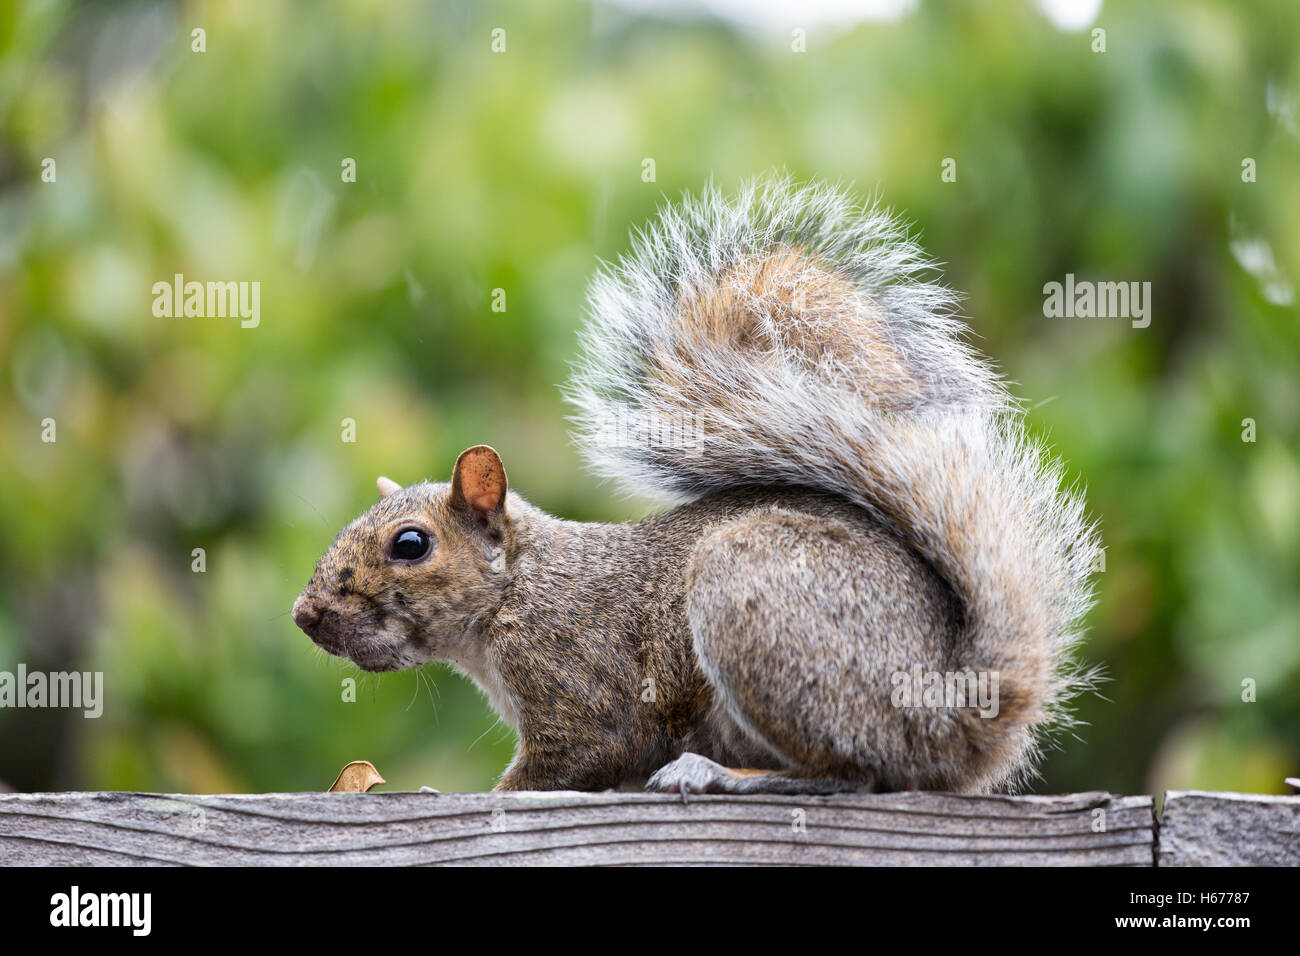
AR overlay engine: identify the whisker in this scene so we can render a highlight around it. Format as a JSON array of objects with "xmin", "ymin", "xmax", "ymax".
[
  {"xmin": 467, "ymin": 715, "xmax": 503, "ymax": 753},
  {"xmin": 292, "ymin": 493, "xmax": 336, "ymax": 544}
]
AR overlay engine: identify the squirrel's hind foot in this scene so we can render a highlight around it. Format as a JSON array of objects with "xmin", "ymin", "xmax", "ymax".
[{"xmin": 646, "ymin": 752, "xmax": 871, "ymax": 798}]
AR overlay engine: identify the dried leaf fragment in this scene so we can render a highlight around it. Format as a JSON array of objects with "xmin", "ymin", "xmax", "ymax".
[{"xmin": 328, "ymin": 760, "xmax": 386, "ymax": 793}]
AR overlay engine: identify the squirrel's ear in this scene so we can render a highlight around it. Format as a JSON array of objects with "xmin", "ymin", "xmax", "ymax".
[
  {"xmin": 450, "ymin": 445, "xmax": 508, "ymax": 518},
  {"xmin": 377, "ymin": 476, "xmax": 401, "ymax": 498}
]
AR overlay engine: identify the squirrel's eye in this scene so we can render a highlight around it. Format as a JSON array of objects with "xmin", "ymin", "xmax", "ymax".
[{"xmin": 390, "ymin": 529, "xmax": 431, "ymax": 562}]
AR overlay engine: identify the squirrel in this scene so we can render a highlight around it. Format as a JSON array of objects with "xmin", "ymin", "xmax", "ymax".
[{"xmin": 292, "ymin": 175, "xmax": 1101, "ymax": 795}]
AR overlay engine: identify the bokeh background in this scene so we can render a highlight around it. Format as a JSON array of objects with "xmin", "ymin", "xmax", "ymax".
[{"xmin": 0, "ymin": 0, "xmax": 1296, "ymax": 797}]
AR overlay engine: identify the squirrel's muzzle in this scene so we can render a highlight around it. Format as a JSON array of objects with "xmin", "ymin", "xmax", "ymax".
[{"xmin": 292, "ymin": 593, "xmax": 325, "ymax": 635}]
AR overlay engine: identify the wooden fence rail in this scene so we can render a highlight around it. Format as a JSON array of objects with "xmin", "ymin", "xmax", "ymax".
[{"xmin": 0, "ymin": 790, "xmax": 1294, "ymax": 866}]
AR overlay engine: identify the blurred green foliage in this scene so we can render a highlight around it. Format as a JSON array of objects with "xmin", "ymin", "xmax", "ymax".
[{"xmin": 0, "ymin": 0, "xmax": 1296, "ymax": 796}]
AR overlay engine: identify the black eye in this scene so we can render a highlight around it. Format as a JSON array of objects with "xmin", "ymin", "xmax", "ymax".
[{"xmin": 390, "ymin": 529, "xmax": 431, "ymax": 562}]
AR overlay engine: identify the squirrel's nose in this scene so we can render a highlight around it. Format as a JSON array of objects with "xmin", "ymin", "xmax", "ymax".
[{"xmin": 292, "ymin": 594, "xmax": 324, "ymax": 634}]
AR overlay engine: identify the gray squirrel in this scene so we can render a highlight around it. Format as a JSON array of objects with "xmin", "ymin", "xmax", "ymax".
[{"xmin": 292, "ymin": 175, "xmax": 1101, "ymax": 794}]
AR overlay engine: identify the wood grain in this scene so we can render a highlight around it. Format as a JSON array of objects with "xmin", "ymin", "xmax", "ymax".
[
  {"xmin": 1159, "ymin": 790, "xmax": 1300, "ymax": 866},
  {"xmin": 0, "ymin": 789, "xmax": 1154, "ymax": 866}
]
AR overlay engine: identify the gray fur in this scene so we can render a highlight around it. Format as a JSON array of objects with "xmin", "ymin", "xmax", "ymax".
[{"xmin": 567, "ymin": 174, "xmax": 1102, "ymax": 789}]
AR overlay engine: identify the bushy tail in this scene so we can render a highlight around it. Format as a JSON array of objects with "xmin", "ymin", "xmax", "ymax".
[{"xmin": 566, "ymin": 175, "xmax": 1101, "ymax": 787}]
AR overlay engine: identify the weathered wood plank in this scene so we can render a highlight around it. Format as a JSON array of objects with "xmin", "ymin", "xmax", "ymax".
[
  {"xmin": 1158, "ymin": 790, "xmax": 1300, "ymax": 866},
  {"xmin": 0, "ymin": 790, "xmax": 1153, "ymax": 866}
]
